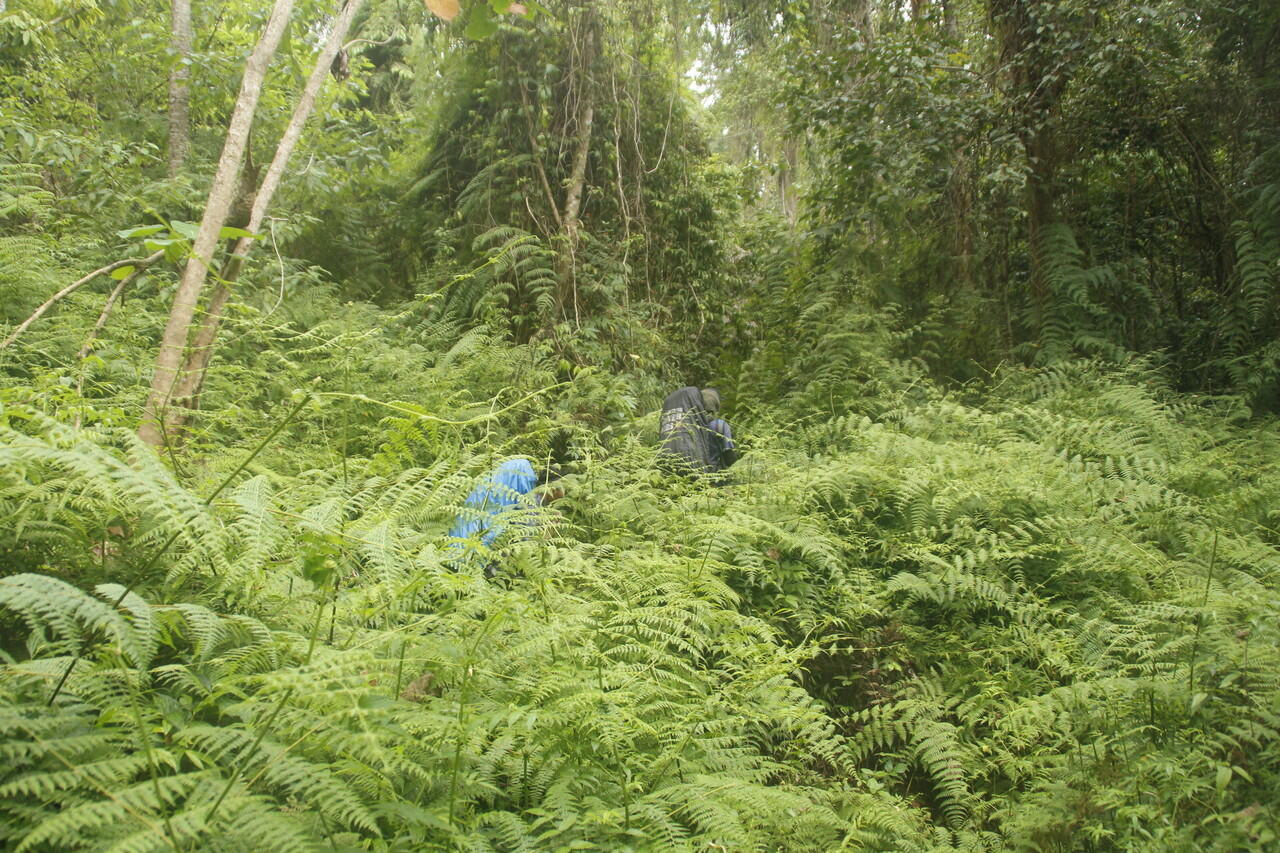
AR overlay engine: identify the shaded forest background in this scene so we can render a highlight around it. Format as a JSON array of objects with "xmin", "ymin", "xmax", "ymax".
[{"xmin": 1, "ymin": 0, "xmax": 1279, "ymax": 850}]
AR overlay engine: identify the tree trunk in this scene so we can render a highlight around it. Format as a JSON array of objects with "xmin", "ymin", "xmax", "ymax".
[
  {"xmin": 779, "ymin": 138, "xmax": 799, "ymax": 224},
  {"xmin": 850, "ymin": 0, "xmax": 875, "ymax": 44},
  {"xmin": 943, "ymin": 0, "xmax": 958, "ymax": 37},
  {"xmin": 166, "ymin": 0, "xmax": 366, "ymax": 433},
  {"xmin": 557, "ymin": 8, "xmax": 596, "ymax": 327},
  {"xmin": 167, "ymin": 0, "xmax": 194, "ymax": 176},
  {"xmin": 139, "ymin": 0, "xmax": 295, "ymax": 447},
  {"xmin": 560, "ymin": 100, "xmax": 594, "ymax": 325},
  {"xmin": 989, "ymin": 0, "xmax": 1073, "ymax": 311}
]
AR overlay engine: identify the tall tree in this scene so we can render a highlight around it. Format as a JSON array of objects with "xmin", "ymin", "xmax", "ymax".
[
  {"xmin": 167, "ymin": 0, "xmax": 194, "ymax": 176},
  {"xmin": 167, "ymin": 0, "xmax": 367, "ymax": 432},
  {"xmin": 556, "ymin": 3, "xmax": 598, "ymax": 327},
  {"xmin": 139, "ymin": 0, "xmax": 296, "ymax": 447}
]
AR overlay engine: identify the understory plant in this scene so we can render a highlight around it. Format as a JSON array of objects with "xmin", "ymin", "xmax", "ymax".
[{"xmin": 1, "ymin": 352, "xmax": 1277, "ymax": 851}]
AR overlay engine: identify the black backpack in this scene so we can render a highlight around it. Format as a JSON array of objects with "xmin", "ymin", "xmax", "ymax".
[{"xmin": 658, "ymin": 386, "xmax": 717, "ymax": 474}]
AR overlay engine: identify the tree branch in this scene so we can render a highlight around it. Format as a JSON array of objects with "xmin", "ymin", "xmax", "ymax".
[{"xmin": 1, "ymin": 252, "xmax": 165, "ymax": 351}]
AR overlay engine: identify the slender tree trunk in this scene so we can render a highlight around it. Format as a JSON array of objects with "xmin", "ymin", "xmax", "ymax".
[
  {"xmin": 557, "ymin": 9, "xmax": 596, "ymax": 327},
  {"xmin": 779, "ymin": 138, "xmax": 799, "ymax": 224},
  {"xmin": 989, "ymin": 0, "xmax": 1072, "ymax": 312},
  {"xmin": 850, "ymin": 0, "xmax": 875, "ymax": 44},
  {"xmin": 167, "ymin": 0, "xmax": 194, "ymax": 176},
  {"xmin": 139, "ymin": 0, "xmax": 295, "ymax": 447},
  {"xmin": 943, "ymin": 0, "xmax": 958, "ymax": 37},
  {"xmin": 560, "ymin": 100, "xmax": 594, "ymax": 325},
  {"xmin": 166, "ymin": 0, "xmax": 366, "ymax": 432}
]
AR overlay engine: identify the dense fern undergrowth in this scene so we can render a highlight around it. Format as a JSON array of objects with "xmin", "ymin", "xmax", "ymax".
[{"xmin": 2, "ymin": 294, "xmax": 1278, "ymax": 851}]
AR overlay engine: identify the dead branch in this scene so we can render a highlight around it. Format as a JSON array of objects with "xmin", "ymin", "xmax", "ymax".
[{"xmin": 1, "ymin": 251, "xmax": 164, "ymax": 351}]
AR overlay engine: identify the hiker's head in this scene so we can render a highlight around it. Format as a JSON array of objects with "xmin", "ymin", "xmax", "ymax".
[
  {"xmin": 536, "ymin": 464, "xmax": 564, "ymax": 504},
  {"xmin": 701, "ymin": 388, "xmax": 721, "ymax": 414}
]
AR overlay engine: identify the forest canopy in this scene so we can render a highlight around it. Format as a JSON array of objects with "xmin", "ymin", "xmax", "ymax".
[{"xmin": 1, "ymin": 0, "xmax": 1279, "ymax": 850}]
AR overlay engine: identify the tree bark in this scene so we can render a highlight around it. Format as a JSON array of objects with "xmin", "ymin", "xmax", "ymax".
[
  {"xmin": 850, "ymin": 0, "xmax": 875, "ymax": 44},
  {"xmin": 557, "ymin": 9, "xmax": 596, "ymax": 327},
  {"xmin": 943, "ymin": 0, "xmax": 958, "ymax": 37},
  {"xmin": 989, "ymin": 0, "xmax": 1073, "ymax": 311},
  {"xmin": 165, "ymin": 0, "xmax": 366, "ymax": 432},
  {"xmin": 560, "ymin": 101, "xmax": 594, "ymax": 324},
  {"xmin": 139, "ymin": 0, "xmax": 295, "ymax": 447},
  {"xmin": 167, "ymin": 0, "xmax": 194, "ymax": 176}
]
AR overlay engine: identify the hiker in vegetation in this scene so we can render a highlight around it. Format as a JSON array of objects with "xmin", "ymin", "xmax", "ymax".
[
  {"xmin": 658, "ymin": 386, "xmax": 736, "ymax": 475},
  {"xmin": 447, "ymin": 458, "xmax": 560, "ymax": 576},
  {"xmin": 700, "ymin": 388, "xmax": 737, "ymax": 471}
]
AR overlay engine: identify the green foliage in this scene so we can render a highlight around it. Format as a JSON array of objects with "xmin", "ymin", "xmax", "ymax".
[
  {"xmin": 5, "ymin": 340, "xmax": 1280, "ymax": 850},
  {"xmin": 3, "ymin": 1, "xmax": 1280, "ymax": 849},
  {"xmin": 289, "ymin": 0, "xmax": 742, "ymax": 380},
  {"xmin": 729, "ymin": 0, "xmax": 1280, "ymax": 404}
]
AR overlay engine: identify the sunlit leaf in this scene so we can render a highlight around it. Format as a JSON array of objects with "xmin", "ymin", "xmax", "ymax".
[
  {"xmin": 218, "ymin": 226, "xmax": 257, "ymax": 240},
  {"xmin": 169, "ymin": 220, "xmax": 198, "ymax": 240},
  {"xmin": 117, "ymin": 224, "xmax": 167, "ymax": 240}
]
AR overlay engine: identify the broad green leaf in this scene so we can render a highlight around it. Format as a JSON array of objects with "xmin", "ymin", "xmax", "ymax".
[
  {"xmin": 109, "ymin": 265, "xmax": 135, "ymax": 280},
  {"xmin": 302, "ymin": 553, "xmax": 336, "ymax": 588},
  {"xmin": 465, "ymin": 4, "xmax": 498, "ymax": 39},
  {"xmin": 218, "ymin": 226, "xmax": 257, "ymax": 240},
  {"xmin": 117, "ymin": 224, "xmax": 167, "ymax": 239},
  {"xmin": 169, "ymin": 220, "xmax": 198, "ymax": 239}
]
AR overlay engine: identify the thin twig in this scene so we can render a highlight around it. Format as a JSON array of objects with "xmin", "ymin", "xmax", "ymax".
[
  {"xmin": 73, "ymin": 256, "xmax": 165, "ymax": 429},
  {"xmin": 342, "ymin": 35, "xmax": 396, "ymax": 50},
  {"xmin": 2, "ymin": 252, "xmax": 164, "ymax": 351},
  {"xmin": 77, "ymin": 259, "xmax": 159, "ymax": 360}
]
